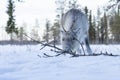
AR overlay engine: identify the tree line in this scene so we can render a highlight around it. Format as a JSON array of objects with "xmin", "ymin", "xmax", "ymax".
[
  {"xmin": 43, "ymin": 0, "xmax": 120, "ymax": 44},
  {"xmin": 3, "ymin": 0, "xmax": 120, "ymax": 44}
]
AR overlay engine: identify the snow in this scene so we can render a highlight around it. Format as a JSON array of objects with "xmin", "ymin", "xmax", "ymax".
[{"xmin": 0, "ymin": 44, "xmax": 120, "ymax": 80}]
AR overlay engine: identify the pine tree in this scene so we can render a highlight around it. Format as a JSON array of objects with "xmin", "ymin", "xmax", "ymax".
[
  {"xmin": 100, "ymin": 18, "xmax": 105, "ymax": 44},
  {"xmin": 92, "ymin": 16, "xmax": 97, "ymax": 43},
  {"xmin": 30, "ymin": 19, "xmax": 40, "ymax": 41},
  {"xmin": 19, "ymin": 27, "xmax": 24, "ymax": 41},
  {"xmin": 43, "ymin": 19, "xmax": 50, "ymax": 43},
  {"xmin": 6, "ymin": 0, "xmax": 18, "ymax": 41},
  {"xmin": 96, "ymin": 8, "xmax": 101, "ymax": 44},
  {"xmin": 51, "ymin": 20, "xmax": 60, "ymax": 43},
  {"xmin": 89, "ymin": 10, "xmax": 96, "ymax": 43},
  {"xmin": 110, "ymin": 7, "xmax": 120, "ymax": 43},
  {"xmin": 18, "ymin": 27, "xmax": 26, "ymax": 41},
  {"xmin": 99, "ymin": 12, "xmax": 108, "ymax": 44},
  {"xmin": 31, "ymin": 28, "xmax": 39, "ymax": 41},
  {"xmin": 84, "ymin": 6, "xmax": 89, "ymax": 17},
  {"xmin": 103, "ymin": 12, "xmax": 108, "ymax": 44},
  {"xmin": 84, "ymin": 7, "xmax": 96, "ymax": 43}
]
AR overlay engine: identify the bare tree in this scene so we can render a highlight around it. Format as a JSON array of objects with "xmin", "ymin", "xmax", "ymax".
[{"xmin": 105, "ymin": 0, "xmax": 120, "ymax": 11}]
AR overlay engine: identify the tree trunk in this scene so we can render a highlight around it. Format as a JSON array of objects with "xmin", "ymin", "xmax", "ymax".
[{"xmin": 10, "ymin": 32, "xmax": 13, "ymax": 41}]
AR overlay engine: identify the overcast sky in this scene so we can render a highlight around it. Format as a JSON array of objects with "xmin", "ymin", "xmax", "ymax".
[
  {"xmin": 0, "ymin": 0, "xmax": 109, "ymax": 40},
  {"xmin": 0, "ymin": 0, "xmax": 109, "ymax": 26}
]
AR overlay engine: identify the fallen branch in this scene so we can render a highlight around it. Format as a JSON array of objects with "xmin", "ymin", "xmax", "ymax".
[
  {"xmin": 42, "ymin": 52, "xmax": 120, "ymax": 58},
  {"xmin": 24, "ymin": 34, "xmax": 63, "ymax": 50},
  {"xmin": 24, "ymin": 34, "xmax": 78, "ymax": 56},
  {"xmin": 24, "ymin": 34, "xmax": 120, "ymax": 57}
]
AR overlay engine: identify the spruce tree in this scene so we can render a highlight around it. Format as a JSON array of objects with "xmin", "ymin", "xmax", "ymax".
[
  {"xmin": 84, "ymin": 6, "xmax": 88, "ymax": 17},
  {"xmin": 100, "ymin": 18, "xmax": 105, "ymax": 44},
  {"xmin": 103, "ymin": 12, "xmax": 108, "ymax": 44},
  {"xmin": 6, "ymin": 0, "xmax": 18, "ymax": 41},
  {"xmin": 89, "ymin": 10, "xmax": 96, "ymax": 43},
  {"xmin": 110, "ymin": 7, "xmax": 120, "ymax": 43},
  {"xmin": 51, "ymin": 20, "xmax": 60, "ymax": 43},
  {"xmin": 96, "ymin": 8, "xmax": 101, "ymax": 43},
  {"xmin": 43, "ymin": 20, "xmax": 50, "ymax": 43}
]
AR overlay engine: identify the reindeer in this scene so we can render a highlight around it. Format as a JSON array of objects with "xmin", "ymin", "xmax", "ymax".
[{"xmin": 61, "ymin": 9, "xmax": 92, "ymax": 55}]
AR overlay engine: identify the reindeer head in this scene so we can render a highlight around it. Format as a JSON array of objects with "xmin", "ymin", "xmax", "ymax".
[{"xmin": 61, "ymin": 26, "xmax": 80, "ymax": 53}]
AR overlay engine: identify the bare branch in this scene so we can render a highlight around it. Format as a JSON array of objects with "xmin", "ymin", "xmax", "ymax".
[{"xmin": 24, "ymin": 34, "xmax": 120, "ymax": 57}]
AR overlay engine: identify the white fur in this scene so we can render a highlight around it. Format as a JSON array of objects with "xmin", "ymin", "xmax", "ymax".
[{"xmin": 61, "ymin": 9, "xmax": 92, "ymax": 54}]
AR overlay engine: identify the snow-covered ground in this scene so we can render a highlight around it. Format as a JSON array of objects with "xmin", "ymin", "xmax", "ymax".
[{"xmin": 0, "ymin": 44, "xmax": 120, "ymax": 80}]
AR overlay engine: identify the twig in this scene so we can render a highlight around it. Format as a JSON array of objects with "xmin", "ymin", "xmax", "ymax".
[
  {"xmin": 24, "ymin": 34, "xmax": 63, "ymax": 50},
  {"xmin": 43, "ymin": 53, "xmax": 62, "ymax": 58},
  {"xmin": 37, "ymin": 54, "xmax": 41, "ymax": 58},
  {"xmin": 43, "ymin": 53, "xmax": 53, "ymax": 57},
  {"xmin": 40, "ymin": 42, "xmax": 54, "ymax": 50}
]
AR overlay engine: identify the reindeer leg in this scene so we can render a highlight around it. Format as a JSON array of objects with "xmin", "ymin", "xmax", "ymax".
[{"xmin": 85, "ymin": 37, "xmax": 92, "ymax": 55}]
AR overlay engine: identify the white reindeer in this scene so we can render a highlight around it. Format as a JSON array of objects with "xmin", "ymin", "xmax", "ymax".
[{"xmin": 61, "ymin": 9, "xmax": 92, "ymax": 55}]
